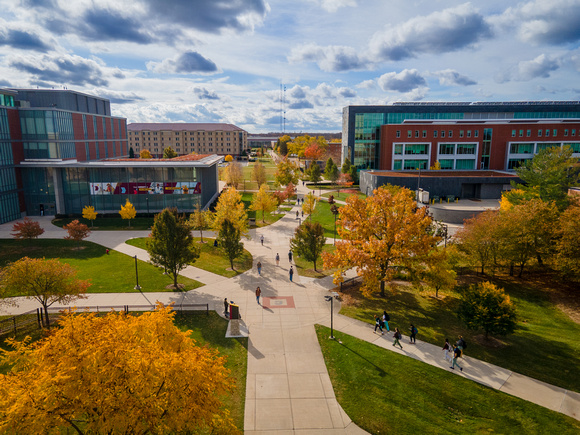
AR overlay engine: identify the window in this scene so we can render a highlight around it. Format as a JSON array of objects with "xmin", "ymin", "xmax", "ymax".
[
  {"xmin": 510, "ymin": 143, "xmax": 534, "ymax": 154},
  {"xmin": 456, "ymin": 144, "xmax": 476, "ymax": 154},
  {"xmin": 407, "ymin": 130, "xmax": 412, "ymax": 138},
  {"xmin": 546, "ymin": 129, "xmax": 550, "ymax": 137},
  {"xmin": 405, "ymin": 144, "xmax": 428, "ymax": 155},
  {"xmin": 415, "ymin": 130, "xmax": 419, "ymax": 138},
  {"xmin": 441, "ymin": 130, "xmax": 445, "ymax": 138},
  {"xmin": 467, "ymin": 130, "xmax": 471, "ymax": 138},
  {"xmin": 422, "ymin": 130, "xmax": 427, "ymax": 138},
  {"xmin": 565, "ymin": 129, "xmax": 569, "ymax": 136},
  {"xmin": 433, "ymin": 130, "xmax": 438, "ymax": 138},
  {"xmin": 527, "ymin": 129, "xmax": 531, "ymax": 137},
  {"xmin": 519, "ymin": 130, "xmax": 524, "ymax": 137},
  {"xmin": 439, "ymin": 144, "xmax": 455, "ymax": 155},
  {"xmin": 394, "ymin": 144, "xmax": 403, "ymax": 155},
  {"xmin": 439, "ymin": 159, "xmax": 454, "ymax": 170},
  {"xmin": 538, "ymin": 129, "xmax": 542, "ymax": 137},
  {"xmin": 393, "ymin": 160, "xmax": 402, "ymax": 170},
  {"xmin": 512, "ymin": 129, "xmax": 516, "ymax": 137},
  {"xmin": 396, "ymin": 130, "xmax": 400, "ymax": 138},
  {"xmin": 474, "ymin": 130, "xmax": 479, "ymax": 138},
  {"xmin": 448, "ymin": 131, "xmax": 453, "ymax": 138},
  {"xmin": 459, "ymin": 130, "xmax": 464, "ymax": 138},
  {"xmin": 553, "ymin": 129, "xmax": 557, "ymax": 137},
  {"xmin": 455, "ymin": 159, "xmax": 475, "ymax": 170}
]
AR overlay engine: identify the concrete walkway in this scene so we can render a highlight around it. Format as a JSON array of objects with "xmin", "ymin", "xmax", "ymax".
[{"xmin": 1, "ymin": 187, "xmax": 579, "ymax": 431}]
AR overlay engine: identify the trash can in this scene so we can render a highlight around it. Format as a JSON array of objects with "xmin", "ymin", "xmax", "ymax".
[{"xmin": 229, "ymin": 303, "xmax": 240, "ymax": 320}]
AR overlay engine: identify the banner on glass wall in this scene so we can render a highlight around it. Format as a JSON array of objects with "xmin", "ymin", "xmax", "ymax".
[{"xmin": 89, "ymin": 182, "xmax": 201, "ymax": 195}]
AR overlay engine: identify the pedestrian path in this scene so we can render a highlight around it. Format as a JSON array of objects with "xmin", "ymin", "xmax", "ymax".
[{"xmin": 1, "ymin": 192, "xmax": 579, "ymax": 430}]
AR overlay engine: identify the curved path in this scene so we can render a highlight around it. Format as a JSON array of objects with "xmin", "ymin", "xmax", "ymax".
[{"xmin": 1, "ymin": 185, "xmax": 579, "ymax": 432}]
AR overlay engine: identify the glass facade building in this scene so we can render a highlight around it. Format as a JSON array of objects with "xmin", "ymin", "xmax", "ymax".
[{"xmin": 0, "ymin": 89, "xmax": 21, "ymax": 224}]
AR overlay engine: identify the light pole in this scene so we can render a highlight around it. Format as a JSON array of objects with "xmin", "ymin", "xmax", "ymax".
[
  {"xmin": 324, "ymin": 295, "xmax": 335, "ymax": 339},
  {"xmin": 134, "ymin": 255, "xmax": 141, "ymax": 290}
]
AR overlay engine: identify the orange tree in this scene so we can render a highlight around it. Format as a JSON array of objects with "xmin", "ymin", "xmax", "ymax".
[
  {"xmin": 323, "ymin": 185, "xmax": 437, "ymax": 297},
  {"xmin": 0, "ymin": 304, "xmax": 238, "ymax": 434},
  {"xmin": 11, "ymin": 217, "xmax": 44, "ymax": 240},
  {"xmin": 63, "ymin": 219, "xmax": 91, "ymax": 248},
  {"xmin": 0, "ymin": 257, "xmax": 89, "ymax": 326}
]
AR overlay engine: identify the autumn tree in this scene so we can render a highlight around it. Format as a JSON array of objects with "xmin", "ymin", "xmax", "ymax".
[
  {"xmin": 63, "ymin": 219, "xmax": 91, "ymax": 249},
  {"xmin": 224, "ymin": 154, "xmax": 234, "ymax": 162},
  {"xmin": 217, "ymin": 219, "xmax": 244, "ymax": 270},
  {"xmin": 324, "ymin": 158, "xmax": 339, "ymax": 185},
  {"xmin": 252, "ymin": 161, "xmax": 267, "ymax": 187},
  {"xmin": 277, "ymin": 134, "xmax": 291, "ymax": 156},
  {"xmin": 336, "ymin": 172, "xmax": 353, "ymax": 197},
  {"xmin": 458, "ymin": 281, "xmax": 517, "ymax": 339},
  {"xmin": 212, "ymin": 187, "xmax": 248, "ymax": 236},
  {"xmin": 189, "ymin": 203, "xmax": 214, "ymax": 243},
  {"xmin": 11, "ymin": 217, "xmax": 44, "ymax": 240},
  {"xmin": 275, "ymin": 158, "xmax": 300, "ymax": 187},
  {"xmin": 290, "ymin": 221, "xmax": 326, "ymax": 271},
  {"xmin": 323, "ymin": 185, "xmax": 437, "ymax": 297},
  {"xmin": 505, "ymin": 145, "xmax": 579, "ymax": 210},
  {"xmin": 272, "ymin": 189, "xmax": 288, "ymax": 207},
  {"xmin": 224, "ymin": 162, "xmax": 243, "ymax": 189},
  {"xmin": 302, "ymin": 192, "xmax": 317, "ymax": 220},
  {"xmin": 0, "ymin": 257, "xmax": 89, "ymax": 326},
  {"xmin": 284, "ymin": 182, "xmax": 296, "ymax": 201},
  {"xmin": 82, "ymin": 205, "xmax": 98, "ymax": 227},
  {"xmin": 140, "ymin": 149, "xmax": 152, "ymax": 159},
  {"xmin": 288, "ymin": 135, "xmax": 327, "ymax": 159},
  {"xmin": 147, "ymin": 208, "xmax": 200, "ymax": 288},
  {"xmin": 421, "ymin": 248, "xmax": 457, "ymax": 298},
  {"xmin": 163, "ymin": 146, "xmax": 178, "ymax": 159},
  {"xmin": 555, "ymin": 202, "xmax": 580, "ymax": 280},
  {"xmin": 119, "ymin": 198, "xmax": 137, "ymax": 227},
  {"xmin": 0, "ymin": 305, "xmax": 238, "ymax": 434},
  {"xmin": 251, "ymin": 185, "xmax": 277, "ymax": 223},
  {"xmin": 303, "ymin": 142, "xmax": 326, "ymax": 170}
]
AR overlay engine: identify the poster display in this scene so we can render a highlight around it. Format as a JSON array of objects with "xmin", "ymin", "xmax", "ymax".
[{"xmin": 90, "ymin": 182, "xmax": 201, "ymax": 195}]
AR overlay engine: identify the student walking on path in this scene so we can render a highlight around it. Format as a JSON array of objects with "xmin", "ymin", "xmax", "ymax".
[
  {"xmin": 442, "ymin": 338, "xmax": 453, "ymax": 363},
  {"xmin": 373, "ymin": 315, "xmax": 384, "ymax": 334},
  {"xmin": 456, "ymin": 335, "xmax": 466, "ymax": 357},
  {"xmin": 260, "ymin": 235, "xmax": 264, "ymax": 246},
  {"xmin": 382, "ymin": 310, "xmax": 390, "ymax": 332},
  {"xmin": 257, "ymin": 261, "xmax": 262, "ymax": 276},
  {"xmin": 275, "ymin": 253, "xmax": 280, "ymax": 266},
  {"xmin": 393, "ymin": 328, "xmax": 403, "ymax": 349},
  {"xmin": 255, "ymin": 286, "xmax": 261, "ymax": 304},
  {"xmin": 409, "ymin": 324, "xmax": 418, "ymax": 343},
  {"xmin": 289, "ymin": 266, "xmax": 294, "ymax": 282},
  {"xmin": 288, "ymin": 250, "xmax": 293, "ymax": 263},
  {"xmin": 450, "ymin": 346, "xmax": 464, "ymax": 371}
]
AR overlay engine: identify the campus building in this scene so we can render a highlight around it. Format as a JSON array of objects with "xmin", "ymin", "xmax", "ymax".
[
  {"xmin": 128, "ymin": 123, "xmax": 248, "ymax": 158},
  {"xmin": 0, "ymin": 89, "xmax": 221, "ymax": 225},
  {"xmin": 343, "ymin": 102, "xmax": 580, "ymax": 171}
]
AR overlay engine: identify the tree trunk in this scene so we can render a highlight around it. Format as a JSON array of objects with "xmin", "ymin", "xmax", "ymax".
[
  {"xmin": 230, "ymin": 258, "xmax": 235, "ymax": 271},
  {"xmin": 313, "ymin": 260, "xmax": 317, "ymax": 271},
  {"xmin": 518, "ymin": 262, "xmax": 524, "ymax": 278},
  {"xmin": 536, "ymin": 253, "xmax": 544, "ymax": 266},
  {"xmin": 43, "ymin": 304, "xmax": 50, "ymax": 327},
  {"xmin": 380, "ymin": 280, "xmax": 385, "ymax": 297},
  {"xmin": 200, "ymin": 230, "xmax": 204, "ymax": 243},
  {"xmin": 173, "ymin": 272, "xmax": 178, "ymax": 288}
]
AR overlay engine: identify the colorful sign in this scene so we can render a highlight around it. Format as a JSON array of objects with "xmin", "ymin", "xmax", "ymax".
[{"xmin": 90, "ymin": 182, "xmax": 201, "ymax": 195}]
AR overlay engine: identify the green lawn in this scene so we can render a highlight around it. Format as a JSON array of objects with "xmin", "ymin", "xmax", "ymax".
[
  {"xmin": 240, "ymin": 192, "xmax": 286, "ymax": 227},
  {"xmin": 52, "ymin": 216, "xmax": 154, "ymax": 230},
  {"xmin": 315, "ymin": 325, "xmax": 580, "ymax": 435},
  {"xmin": 0, "ymin": 239, "xmax": 203, "ymax": 293},
  {"xmin": 174, "ymin": 311, "xmax": 247, "ymax": 432},
  {"xmin": 338, "ymin": 273, "xmax": 580, "ymax": 393},
  {"xmin": 125, "ymin": 237, "xmax": 253, "ymax": 278},
  {"xmin": 294, "ymin": 244, "xmax": 338, "ymax": 278},
  {"xmin": 309, "ymin": 200, "xmax": 343, "ymax": 239}
]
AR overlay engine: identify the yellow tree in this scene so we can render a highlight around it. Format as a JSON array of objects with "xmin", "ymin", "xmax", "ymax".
[
  {"xmin": 0, "ymin": 304, "xmax": 238, "ymax": 434},
  {"xmin": 82, "ymin": 205, "xmax": 98, "ymax": 227},
  {"xmin": 140, "ymin": 149, "xmax": 152, "ymax": 159},
  {"xmin": 189, "ymin": 202, "xmax": 214, "ymax": 243},
  {"xmin": 0, "ymin": 257, "xmax": 89, "ymax": 326},
  {"xmin": 212, "ymin": 187, "xmax": 248, "ymax": 236},
  {"xmin": 323, "ymin": 185, "xmax": 437, "ymax": 297},
  {"xmin": 455, "ymin": 210, "xmax": 502, "ymax": 275},
  {"xmin": 119, "ymin": 199, "xmax": 137, "ymax": 227},
  {"xmin": 420, "ymin": 248, "xmax": 457, "ymax": 298},
  {"xmin": 251, "ymin": 185, "xmax": 277, "ymax": 223},
  {"xmin": 251, "ymin": 161, "xmax": 267, "ymax": 187},
  {"xmin": 224, "ymin": 162, "xmax": 243, "ymax": 189},
  {"xmin": 224, "ymin": 154, "xmax": 234, "ymax": 162},
  {"xmin": 274, "ymin": 158, "xmax": 300, "ymax": 187},
  {"xmin": 556, "ymin": 202, "xmax": 580, "ymax": 280},
  {"xmin": 302, "ymin": 192, "xmax": 317, "ymax": 220}
]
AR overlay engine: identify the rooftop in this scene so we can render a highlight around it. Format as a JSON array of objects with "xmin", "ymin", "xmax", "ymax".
[
  {"xmin": 368, "ymin": 170, "xmax": 518, "ymax": 178},
  {"xmin": 128, "ymin": 123, "xmax": 245, "ymax": 132}
]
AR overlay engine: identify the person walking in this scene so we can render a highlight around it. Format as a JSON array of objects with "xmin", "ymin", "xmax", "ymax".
[
  {"xmin": 450, "ymin": 346, "xmax": 463, "ymax": 371},
  {"xmin": 260, "ymin": 235, "xmax": 264, "ymax": 246},
  {"xmin": 393, "ymin": 327, "xmax": 403, "ymax": 349},
  {"xmin": 382, "ymin": 310, "xmax": 390, "ymax": 332},
  {"xmin": 456, "ymin": 335, "xmax": 466, "ymax": 357},
  {"xmin": 255, "ymin": 286, "xmax": 262, "ymax": 304},
  {"xmin": 275, "ymin": 253, "xmax": 280, "ymax": 266},
  {"xmin": 296, "ymin": 210, "xmax": 299, "ymax": 219},
  {"xmin": 442, "ymin": 338, "xmax": 453, "ymax": 363},
  {"xmin": 288, "ymin": 250, "xmax": 293, "ymax": 263},
  {"xmin": 409, "ymin": 324, "xmax": 418, "ymax": 343},
  {"xmin": 289, "ymin": 266, "xmax": 294, "ymax": 282},
  {"xmin": 257, "ymin": 261, "xmax": 262, "ymax": 276},
  {"xmin": 373, "ymin": 315, "xmax": 384, "ymax": 334},
  {"xmin": 224, "ymin": 298, "xmax": 229, "ymax": 317}
]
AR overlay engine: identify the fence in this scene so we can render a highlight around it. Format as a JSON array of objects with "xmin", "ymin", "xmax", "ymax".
[{"xmin": 0, "ymin": 303, "xmax": 209, "ymax": 338}]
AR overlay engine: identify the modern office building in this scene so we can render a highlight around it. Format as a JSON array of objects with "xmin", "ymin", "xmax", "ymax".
[
  {"xmin": 0, "ymin": 89, "xmax": 221, "ymax": 225},
  {"xmin": 128, "ymin": 123, "xmax": 248, "ymax": 158},
  {"xmin": 343, "ymin": 102, "xmax": 580, "ymax": 171}
]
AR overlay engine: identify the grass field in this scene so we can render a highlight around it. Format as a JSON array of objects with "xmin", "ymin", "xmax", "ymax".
[
  {"xmin": 293, "ymin": 244, "xmax": 338, "ymax": 278},
  {"xmin": 52, "ymin": 216, "xmax": 154, "ymax": 230},
  {"xmin": 309, "ymin": 200, "xmax": 343, "ymax": 239},
  {"xmin": 240, "ymin": 191, "xmax": 287, "ymax": 227},
  {"xmin": 315, "ymin": 325, "xmax": 580, "ymax": 435},
  {"xmin": 0, "ymin": 239, "xmax": 203, "ymax": 293},
  {"xmin": 125, "ymin": 237, "xmax": 253, "ymax": 278},
  {"xmin": 338, "ymin": 273, "xmax": 580, "ymax": 393}
]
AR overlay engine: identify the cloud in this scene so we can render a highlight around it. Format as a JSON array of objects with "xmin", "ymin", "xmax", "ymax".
[
  {"xmin": 79, "ymin": 8, "xmax": 153, "ymax": 44},
  {"xmin": 289, "ymin": 85, "xmax": 307, "ymax": 99},
  {"xmin": 377, "ymin": 69, "xmax": 427, "ymax": 92},
  {"xmin": 339, "ymin": 87, "xmax": 356, "ymax": 98},
  {"xmin": 92, "ymin": 90, "xmax": 144, "ymax": 104},
  {"xmin": 356, "ymin": 79, "xmax": 377, "ymax": 89},
  {"xmin": 289, "ymin": 100, "xmax": 314, "ymax": 109},
  {"xmin": 193, "ymin": 87, "xmax": 220, "ymax": 100},
  {"xmin": 496, "ymin": 54, "xmax": 560, "ymax": 83},
  {"xmin": 148, "ymin": 51, "xmax": 219, "ymax": 74},
  {"xmin": 288, "ymin": 44, "xmax": 368, "ymax": 72},
  {"xmin": 502, "ymin": 0, "xmax": 580, "ymax": 45},
  {"xmin": 0, "ymin": 29, "xmax": 51, "ymax": 52},
  {"xmin": 315, "ymin": 0, "xmax": 357, "ymax": 13},
  {"xmin": 8, "ymin": 54, "xmax": 109, "ymax": 86},
  {"xmin": 369, "ymin": 3, "xmax": 492, "ymax": 61},
  {"xmin": 433, "ymin": 69, "xmax": 476, "ymax": 86}
]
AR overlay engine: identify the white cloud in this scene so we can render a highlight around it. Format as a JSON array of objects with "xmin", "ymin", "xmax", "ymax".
[
  {"xmin": 433, "ymin": 69, "xmax": 477, "ymax": 86},
  {"xmin": 314, "ymin": 0, "xmax": 357, "ymax": 13},
  {"xmin": 377, "ymin": 69, "xmax": 427, "ymax": 92},
  {"xmin": 288, "ymin": 43, "xmax": 368, "ymax": 72}
]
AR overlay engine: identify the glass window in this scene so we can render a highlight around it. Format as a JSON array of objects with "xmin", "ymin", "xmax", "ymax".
[
  {"xmin": 536, "ymin": 143, "xmax": 559, "ymax": 152},
  {"xmin": 564, "ymin": 142, "xmax": 580, "ymax": 152},
  {"xmin": 404, "ymin": 144, "xmax": 428, "ymax": 155},
  {"xmin": 439, "ymin": 159, "xmax": 454, "ymax": 170},
  {"xmin": 439, "ymin": 144, "xmax": 455, "ymax": 155},
  {"xmin": 510, "ymin": 143, "xmax": 534, "ymax": 154},
  {"xmin": 448, "ymin": 130, "xmax": 453, "ymax": 138},
  {"xmin": 433, "ymin": 130, "xmax": 438, "ymax": 138},
  {"xmin": 565, "ymin": 129, "xmax": 569, "ymax": 136},
  {"xmin": 394, "ymin": 144, "xmax": 403, "ymax": 155},
  {"xmin": 403, "ymin": 159, "xmax": 428, "ymax": 170},
  {"xmin": 553, "ymin": 129, "xmax": 558, "ymax": 137},
  {"xmin": 546, "ymin": 129, "xmax": 550, "ymax": 137},
  {"xmin": 519, "ymin": 130, "xmax": 524, "ymax": 137},
  {"xmin": 527, "ymin": 129, "xmax": 531, "ymax": 137},
  {"xmin": 456, "ymin": 144, "xmax": 476, "ymax": 154},
  {"xmin": 474, "ymin": 130, "xmax": 479, "ymax": 138},
  {"xmin": 455, "ymin": 159, "xmax": 475, "ymax": 170},
  {"xmin": 441, "ymin": 130, "xmax": 445, "ymax": 138},
  {"xmin": 467, "ymin": 130, "xmax": 471, "ymax": 138},
  {"xmin": 415, "ymin": 130, "xmax": 419, "ymax": 138},
  {"xmin": 538, "ymin": 129, "xmax": 542, "ymax": 137},
  {"xmin": 459, "ymin": 130, "xmax": 464, "ymax": 138},
  {"xmin": 573, "ymin": 129, "xmax": 576, "ymax": 136},
  {"xmin": 407, "ymin": 130, "xmax": 412, "ymax": 138},
  {"xmin": 393, "ymin": 160, "xmax": 402, "ymax": 170},
  {"xmin": 422, "ymin": 130, "xmax": 427, "ymax": 138},
  {"xmin": 396, "ymin": 130, "xmax": 400, "ymax": 138},
  {"xmin": 512, "ymin": 129, "xmax": 516, "ymax": 137}
]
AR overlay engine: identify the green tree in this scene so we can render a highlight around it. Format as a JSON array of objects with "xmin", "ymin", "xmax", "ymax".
[
  {"xmin": 218, "ymin": 219, "xmax": 244, "ymax": 270},
  {"xmin": 146, "ymin": 208, "xmax": 200, "ymax": 288},
  {"xmin": 189, "ymin": 203, "xmax": 214, "ymax": 243},
  {"xmin": 506, "ymin": 146, "xmax": 580, "ymax": 210},
  {"xmin": 0, "ymin": 257, "xmax": 90, "ymax": 326},
  {"xmin": 458, "ymin": 281, "xmax": 517, "ymax": 339},
  {"xmin": 309, "ymin": 163, "xmax": 322, "ymax": 185},
  {"xmin": 290, "ymin": 221, "xmax": 326, "ymax": 271},
  {"xmin": 129, "ymin": 147, "xmax": 135, "ymax": 158},
  {"xmin": 349, "ymin": 165, "xmax": 358, "ymax": 185},
  {"xmin": 325, "ymin": 158, "xmax": 339, "ymax": 185},
  {"xmin": 251, "ymin": 185, "xmax": 277, "ymax": 223},
  {"xmin": 163, "ymin": 146, "xmax": 178, "ymax": 159},
  {"xmin": 274, "ymin": 158, "xmax": 300, "ymax": 187},
  {"xmin": 341, "ymin": 157, "xmax": 352, "ymax": 175}
]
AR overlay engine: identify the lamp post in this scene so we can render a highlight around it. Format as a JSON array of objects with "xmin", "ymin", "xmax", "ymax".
[
  {"xmin": 324, "ymin": 295, "xmax": 335, "ymax": 339},
  {"xmin": 134, "ymin": 255, "xmax": 141, "ymax": 290}
]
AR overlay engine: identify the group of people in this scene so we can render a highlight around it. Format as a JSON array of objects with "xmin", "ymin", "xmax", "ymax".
[
  {"xmin": 443, "ymin": 336, "xmax": 467, "ymax": 372},
  {"xmin": 253, "ymin": 247, "xmax": 296, "ymax": 306}
]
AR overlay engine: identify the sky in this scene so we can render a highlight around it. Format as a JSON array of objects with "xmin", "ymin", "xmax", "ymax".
[{"xmin": 1, "ymin": 0, "xmax": 580, "ymax": 133}]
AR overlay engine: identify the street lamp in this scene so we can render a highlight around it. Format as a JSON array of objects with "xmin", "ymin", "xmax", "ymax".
[
  {"xmin": 134, "ymin": 255, "xmax": 141, "ymax": 290},
  {"xmin": 324, "ymin": 295, "xmax": 335, "ymax": 339}
]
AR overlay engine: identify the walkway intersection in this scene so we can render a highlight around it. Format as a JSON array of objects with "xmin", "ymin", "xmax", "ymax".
[{"xmin": 0, "ymin": 183, "xmax": 578, "ymax": 433}]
